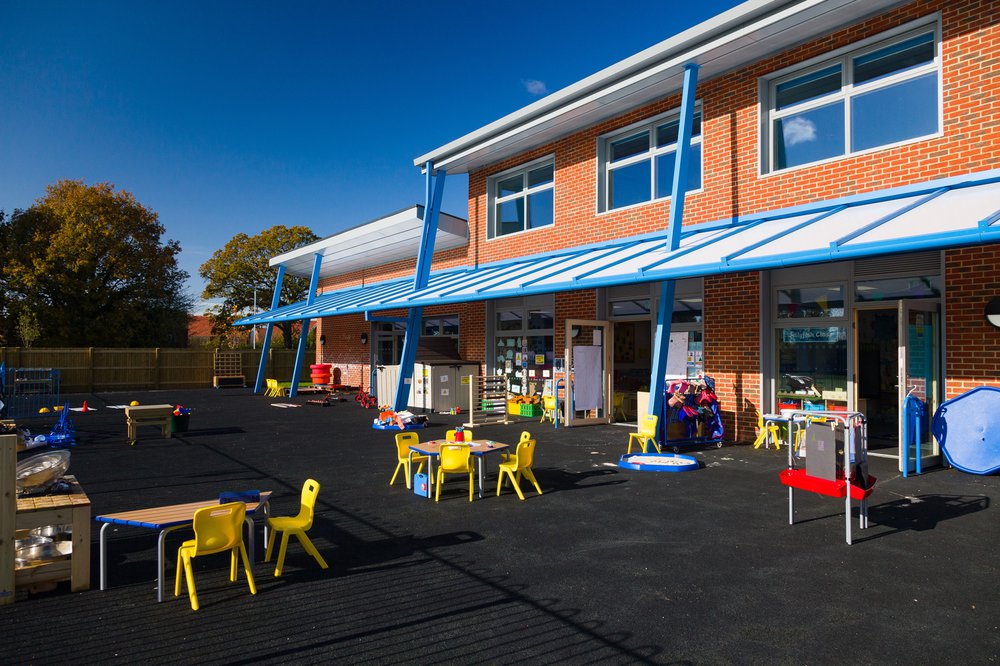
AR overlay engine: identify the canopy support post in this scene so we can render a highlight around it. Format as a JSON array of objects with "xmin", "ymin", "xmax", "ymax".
[
  {"xmin": 648, "ymin": 63, "xmax": 699, "ymax": 431},
  {"xmin": 289, "ymin": 254, "xmax": 323, "ymax": 397},
  {"xmin": 393, "ymin": 162, "xmax": 446, "ymax": 413},
  {"xmin": 253, "ymin": 265, "xmax": 286, "ymax": 394}
]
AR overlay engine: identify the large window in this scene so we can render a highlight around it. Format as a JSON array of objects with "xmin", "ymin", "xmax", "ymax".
[
  {"xmin": 491, "ymin": 297, "xmax": 555, "ymax": 394},
  {"xmin": 488, "ymin": 158, "xmax": 555, "ymax": 238},
  {"xmin": 766, "ymin": 26, "xmax": 939, "ymax": 172},
  {"xmin": 600, "ymin": 110, "xmax": 702, "ymax": 211}
]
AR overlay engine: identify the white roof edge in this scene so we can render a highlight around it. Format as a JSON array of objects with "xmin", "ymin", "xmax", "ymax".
[
  {"xmin": 413, "ymin": 0, "xmax": 803, "ymax": 170},
  {"xmin": 269, "ymin": 206, "xmax": 468, "ymax": 268}
]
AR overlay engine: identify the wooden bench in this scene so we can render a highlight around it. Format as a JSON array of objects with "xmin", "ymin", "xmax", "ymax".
[{"xmin": 125, "ymin": 404, "xmax": 174, "ymax": 444}]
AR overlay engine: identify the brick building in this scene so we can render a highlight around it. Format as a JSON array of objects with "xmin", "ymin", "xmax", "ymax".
[{"xmin": 242, "ymin": 0, "xmax": 1000, "ymax": 472}]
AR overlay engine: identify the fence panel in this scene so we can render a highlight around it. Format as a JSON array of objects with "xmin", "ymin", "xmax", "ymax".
[
  {"xmin": 0, "ymin": 347, "xmax": 316, "ymax": 393},
  {"xmin": 160, "ymin": 349, "xmax": 215, "ymax": 388}
]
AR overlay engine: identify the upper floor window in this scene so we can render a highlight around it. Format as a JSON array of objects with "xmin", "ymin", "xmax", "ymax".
[
  {"xmin": 488, "ymin": 158, "xmax": 555, "ymax": 238},
  {"xmin": 766, "ymin": 25, "xmax": 940, "ymax": 172},
  {"xmin": 599, "ymin": 109, "xmax": 703, "ymax": 212}
]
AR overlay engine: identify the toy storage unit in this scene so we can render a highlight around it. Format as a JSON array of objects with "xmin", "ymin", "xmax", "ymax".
[
  {"xmin": 778, "ymin": 411, "xmax": 876, "ymax": 545},
  {"xmin": 2, "ymin": 434, "xmax": 91, "ymax": 605},
  {"xmin": 212, "ymin": 351, "xmax": 245, "ymax": 388},
  {"xmin": 410, "ymin": 361, "xmax": 478, "ymax": 413}
]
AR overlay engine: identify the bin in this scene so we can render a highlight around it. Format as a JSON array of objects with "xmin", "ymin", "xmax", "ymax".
[{"xmin": 170, "ymin": 413, "xmax": 190, "ymax": 433}]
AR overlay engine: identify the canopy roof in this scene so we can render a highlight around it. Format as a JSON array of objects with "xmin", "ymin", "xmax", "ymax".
[
  {"xmin": 270, "ymin": 205, "xmax": 468, "ymax": 280},
  {"xmin": 237, "ymin": 169, "xmax": 1000, "ymax": 326},
  {"xmin": 414, "ymin": 0, "xmax": 908, "ymax": 175}
]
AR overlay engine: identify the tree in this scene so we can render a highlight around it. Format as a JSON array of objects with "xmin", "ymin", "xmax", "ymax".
[
  {"xmin": 17, "ymin": 309, "xmax": 41, "ymax": 348},
  {"xmin": 0, "ymin": 180, "xmax": 192, "ymax": 347},
  {"xmin": 199, "ymin": 225, "xmax": 320, "ymax": 348}
]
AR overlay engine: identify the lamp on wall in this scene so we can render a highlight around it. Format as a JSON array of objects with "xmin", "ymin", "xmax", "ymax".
[
  {"xmin": 985, "ymin": 297, "xmax": 1000, "ymax": 327},
  {"xmin": 319, "ymin": 334, "xmax": 326, "ymax": 346},
  {"xmin": 360, "ymin": 332, "xmax": 369, "ymax": 344}
]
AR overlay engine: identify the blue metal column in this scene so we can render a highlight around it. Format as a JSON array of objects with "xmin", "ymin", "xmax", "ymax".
[
  {"xmin": 253, "ymin": 265, "xmax": 286, "ymax": 394},
  {"xmin": 648, "ymin": 63, "xmax": 699, "ymax": 428},
  {"xmin": 393, "ymin": 161, "xmax": 447, "ymax": 412},
  {"xmin": 289, "ymin": 253, "xmax": 323, "ymax": 398}
]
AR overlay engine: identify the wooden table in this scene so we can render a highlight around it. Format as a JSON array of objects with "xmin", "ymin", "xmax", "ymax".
[
  {"xmin": 125, "ymin": 404, "xmax": 174, "ymax": 444},
  {"xmin": 408, "ymin": 439, "xmax": 509, "ymax": 498},
  {"xmin": 95, "ymin": 492, "xmax": 271, "ymax": 602}
]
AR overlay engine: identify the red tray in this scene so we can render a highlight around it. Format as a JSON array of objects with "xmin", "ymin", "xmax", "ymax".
[{"xmin": 779, "ymin": 468, "xmax": 876, "ymax": 499}]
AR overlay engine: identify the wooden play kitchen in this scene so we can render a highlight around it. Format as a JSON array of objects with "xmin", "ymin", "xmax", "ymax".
[
  {"xmin": 125, "ymin": 403, "xmax": 175, "ymax": 444},
  {"xmin": 1, "ymin": 433, "xmax": 91, "ymax": 604}
]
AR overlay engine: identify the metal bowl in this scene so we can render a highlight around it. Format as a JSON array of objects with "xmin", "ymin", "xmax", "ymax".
[
  {"xmin": 30, "ymin": 524, "xmax": 72, "ymax": 541},
  {"xmin": 16, "ymin": 541, "xmax": 64, "ymax": 562},
  {"xmin": 15, "ymin": 450, "xmax": 71, "ymax": 494},
  {"xmin": 15, "ymin": 535, "xmax": 52, "ymax": 551}
]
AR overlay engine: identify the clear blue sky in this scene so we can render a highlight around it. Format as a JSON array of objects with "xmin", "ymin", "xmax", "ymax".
[{"xmin": 1, "ymin": 0, "xmax": 742, "ymax": 312}]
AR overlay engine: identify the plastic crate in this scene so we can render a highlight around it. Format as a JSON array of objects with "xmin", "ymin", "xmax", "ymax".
[{"xmin": 519, "ymin": 403, "xmax": 542, "ymax": 417}]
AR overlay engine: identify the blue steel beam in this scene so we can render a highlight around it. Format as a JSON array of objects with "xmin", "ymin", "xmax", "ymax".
[
  {"xmin": 649, "ymin": 62, "xmax": 698, "ymax": 428},
  {"xmin": 394, "ymin": 163, "xmax": 446, "ymax": 412},
  {"xmin": 289, "ymin": 254, "xmax": 323, "ymax": 397},
  {"xmin": 253, "ymin": 265, "xmax": 286, "ymax": 394}
]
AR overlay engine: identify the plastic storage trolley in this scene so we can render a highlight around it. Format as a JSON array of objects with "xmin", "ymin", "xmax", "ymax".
[{"xmin": 778, "ymin": 410, "xmax": 876, "ymax": 545}]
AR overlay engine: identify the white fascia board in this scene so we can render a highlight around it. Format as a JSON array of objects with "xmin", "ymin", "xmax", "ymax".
[
  {"xmin": 270, "ymin": 206, "xmax": 469, "ymax": 279},
  {"xmin": 415, "ymin": 0, "xmax": 907, "ymax": 174}
]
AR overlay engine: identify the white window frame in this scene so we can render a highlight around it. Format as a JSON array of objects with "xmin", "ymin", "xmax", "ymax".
[
  {"xmin": 487, "ymin": 155, "xmax": 555, "ymax": 239},
  {"xmin": 597, "ymin": 105, "xmax": 703, "ymax": 214},
  {"xmin": 762, "ymin": 17, "xmax": 942, "ymax": 174}
]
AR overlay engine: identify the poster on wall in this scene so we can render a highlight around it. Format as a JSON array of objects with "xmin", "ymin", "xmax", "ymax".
[{"xmin": 666, "ymin": 332, "xmax": 689, "ymax": 378}]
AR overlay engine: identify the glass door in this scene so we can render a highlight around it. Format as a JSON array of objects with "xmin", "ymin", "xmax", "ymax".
[
  {"xmin": 898, "ymin": 300, "xmax": 941, "ymax": 471},
  {"xmin": 565, "ymin": 319, "xmax": 612, "ymax": 426}
]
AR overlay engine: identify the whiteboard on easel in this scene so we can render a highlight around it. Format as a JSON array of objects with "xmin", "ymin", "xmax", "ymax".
[{"xmin": 666, "ymin": 332, "xmax": 689, "ymax": 378}]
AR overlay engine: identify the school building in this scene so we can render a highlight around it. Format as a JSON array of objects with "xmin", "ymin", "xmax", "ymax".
[{"xmin": 239, "ymin": 0, "xmax": 1000, "ymax": 471}]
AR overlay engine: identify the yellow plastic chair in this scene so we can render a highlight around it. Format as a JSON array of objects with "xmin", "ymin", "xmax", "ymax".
[
  {"xmin": 445, "ymin": 429, "xmax": 473, "ymax": 441},
  {"xmin": 391, "ymin": 432, "xmax": 427, "ymax": 489},
  {"xmin": 502, "ymin": 431, "xmax": 533, "ymax": 462},
  {"xmin": 265, "ymin": 478, "xmax": 329, "ymax": 577},
  {"xmin": 627, "ymin": 414, "xmax": 660, "ymax": 453},
  {"xmin": 497, "ymin": 438, "xmax": 543, "ymax": 500},
  {"xmin": 613, "ymin": 392, "xmax": 628, "ymax": 422},
  {"xmin": 753, "ymin": 412, "xmax": 782, "ymax": 450},
  {"xmin": 174, "ymin": 502, "xmax": 256, "ymax": 611},
  {"xmin": 540, "ymin": 394, "xmax": 558, "ymax": 424},
  {"xmin": 435, "ymin": 443, "xmax": 474, "ymax": 502},
  {"xmin": 265, "ymin": 379, "xmax": 285, "ymax": 398}
]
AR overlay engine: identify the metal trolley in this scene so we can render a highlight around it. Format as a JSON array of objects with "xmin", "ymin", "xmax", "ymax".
[{"xmin": 778, "ymin": 410, "xmax": 876, "ymax": 545}]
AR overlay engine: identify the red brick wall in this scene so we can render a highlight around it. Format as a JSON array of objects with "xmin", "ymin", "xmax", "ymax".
[
  {"xmin": 704, "ymin": 273, "xmax": 761, "ymax": 442},
  {"xmin": 466, "ymin": 1, "xmax": 1000, "ymax": 266},
  {"xmin": 554, "ymin": 290, "xmax": 598, "ymax": 352},
  {"xmin": 945, "ymin": 244, "xmax": 1000, "ymax": 397}
]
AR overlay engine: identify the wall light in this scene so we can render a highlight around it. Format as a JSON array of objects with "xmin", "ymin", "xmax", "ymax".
[
  {"xmin": 360, "ymin": 332, "xmax": 369, "ymax": 344},
  {"xmin": 985, "ymin": 297, "xmax": 1000, "ymax": 328},
  {"xmin": 319, "ymin": 334, "xmax": 326, "ymax": 345}
]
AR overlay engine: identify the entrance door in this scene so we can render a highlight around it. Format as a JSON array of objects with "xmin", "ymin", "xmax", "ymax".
[
  {"xmin": 855, "ymin": 307, "xmax": 899, "ymax": 455},
  {"xmin": 565, "ymin": 319, "xmax": 612, "ymax": 426},
  {"xmin": 898, "ymin": 300, "xmax": 941, "ymax": 471}
]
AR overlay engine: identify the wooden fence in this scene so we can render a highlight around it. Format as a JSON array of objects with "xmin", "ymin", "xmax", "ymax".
[{"xmin": 0, "ymin": 347, "xmax": 312, "ymax": 393}]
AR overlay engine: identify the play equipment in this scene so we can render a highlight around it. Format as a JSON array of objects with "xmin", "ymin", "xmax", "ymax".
[
  {"xmin": 310, "ymin": 363, "xmax": 332, "ymax": 385},
  {"xmin": 373, "ymin": 408, "xmax": 427, "ymax": 430},
  {"xmin": 2, "ymin": 367, "xmax": 61, "ymax": 419},
  {"xmin": 902, "ymin": 388, "xmax": 927, "ymax": 477},
  {"xmin": 931, "ymin": 386, "xmax": 1000, "ymax": 475},
  {"xmin": 212, "ymin": 351, "xmax": 245, "ymax": 388},
  {"xmin": 46, "ymin": 404, "xmax": 76, "ymax": 448},
  {"xmin": 778, "ymin": 411, "xmax": 875, "ymax": 545},
  {"xmin": 618, "ymin": 452, "xmax": 700, "ymax": 472}
]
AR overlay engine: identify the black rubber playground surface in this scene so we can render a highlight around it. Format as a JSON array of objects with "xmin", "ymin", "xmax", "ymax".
[{"xmin": 3, "ymin": 388, "xmax": 998, "ymax": 664}]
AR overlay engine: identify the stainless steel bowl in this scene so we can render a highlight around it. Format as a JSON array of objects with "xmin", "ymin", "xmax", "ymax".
[
  {"xmin": 16, "ymin": 541, "xmax": 63, "ymax": 562},
  {"xmin": 15, "ymin": 535, "xmax": 52, "ymax": 551},
  {"xmin": 30, "ymin": 524, "xmax": 72, "ymax": 540},
  {"xmin": 15, "ymin": 450, "xmax": 71, "ymax": 494}
]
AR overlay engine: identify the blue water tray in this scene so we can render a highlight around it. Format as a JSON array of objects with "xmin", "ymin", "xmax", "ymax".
[
  {"xmin": 618, "ymin": 453, "xmax": 700, "ymax": 472},
  {"xmin": 932, "ymin": 386, "xmax": 1000, "ymax": 475}
]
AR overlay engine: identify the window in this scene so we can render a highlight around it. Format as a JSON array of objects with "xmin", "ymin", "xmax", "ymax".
[
  {"xmin": 600, "ymin": 110, "xmax": 702, "ymax": 212},
  {"xmin": 488, "ymin": 159, "xmax": 555, "ymax": 238},
  {"xmin": 777, "ymin": 286, "xmax": 845, "ymax": 319},
  {"xmin": 423, "ymin": 315, "xmax": 459, "ymax": 338},
  {"xmin": 766, "ymin": 26, "xmax": 939, "ymax": 172},
  {"xmin": 491, "ymin": 297, "xmax": 555, "ymax": 394}
]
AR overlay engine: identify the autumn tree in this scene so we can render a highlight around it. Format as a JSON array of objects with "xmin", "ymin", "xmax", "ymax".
[
  {"xmin": 0, "ymin": 180, "xmax": 192, "ymax": 347},
  {"xmin": 199, "ymin": 226, "xmax": 319, "ymax": 348}
]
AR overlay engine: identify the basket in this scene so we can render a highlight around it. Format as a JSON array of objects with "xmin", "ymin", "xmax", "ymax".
[{"xmin": 519, "ymin": 403, "xmax": 543, "ymax": 418}]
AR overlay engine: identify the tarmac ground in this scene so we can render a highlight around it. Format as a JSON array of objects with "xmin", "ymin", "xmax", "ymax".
[{"xmin": 2, "ymin": 388, "xmax": 998, "ymax": 664}]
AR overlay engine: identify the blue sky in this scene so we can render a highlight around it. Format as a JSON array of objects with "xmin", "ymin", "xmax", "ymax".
[{"xmin": 1, "ymin": 0, "xmax": 742, "ymax": 312}]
